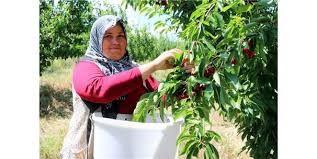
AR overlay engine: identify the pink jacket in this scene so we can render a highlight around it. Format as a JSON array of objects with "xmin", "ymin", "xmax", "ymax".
[{"xmin": 72, "ymin": 61, "xmax": 159, "ymax": 114}]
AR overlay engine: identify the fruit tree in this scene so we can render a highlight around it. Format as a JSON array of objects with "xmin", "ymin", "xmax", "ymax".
[{"xmin": 124, "ymin": 0, "xmax": 277, "ymax": 158}]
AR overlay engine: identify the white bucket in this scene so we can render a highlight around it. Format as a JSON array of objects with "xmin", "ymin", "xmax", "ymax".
[{"xmin": 92, "ymin": 112, "xmax": 183, "ymax": 159}]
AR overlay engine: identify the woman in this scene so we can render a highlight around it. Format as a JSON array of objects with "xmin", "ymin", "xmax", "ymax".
[{"xmin": 60, "ymin": 15, "xmax": 187, "ymax": 159}]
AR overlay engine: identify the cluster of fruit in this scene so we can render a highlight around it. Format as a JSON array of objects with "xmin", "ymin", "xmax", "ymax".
[
  {"xmin": 243, "ymin": 38, "xmax": 256, "ymax": 59},
  {"xmin": 171, "ymin": 36, "xmax": 257, "ymax": 100},
  {"xmin": 174, "ymin": 83, "xmax": 207, "ymax": 100},
  {"xmin": 172, "ymin": 55, "xmax": 215, "ymax": 100},
  {"xmin": 231, "ymin": 38, "xmax": 257, "ymax": 65}
]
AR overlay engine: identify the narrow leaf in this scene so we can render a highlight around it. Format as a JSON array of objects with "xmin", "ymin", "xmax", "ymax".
[{"xmin": 213, "ymin": 71, "xmax": 221, "ymax": 86}]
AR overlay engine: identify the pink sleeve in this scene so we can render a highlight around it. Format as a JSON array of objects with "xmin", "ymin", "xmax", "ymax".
[
  {"xmin": 145, "ymin": 75, "xmax": 159, "ymax": 92},
  {"xmin": 72, "ymin": 61, "xmax": 144, "ymax": 103}
]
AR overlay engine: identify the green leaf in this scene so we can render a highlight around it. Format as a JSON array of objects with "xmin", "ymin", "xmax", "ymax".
[
  {"xmin": 198, "ymin": 57, "xmax": 207, "ymax": 78},
  {"xmin": 246, "ymin": 107, "xmax": 254, "ymax": 115},
  {"xmin": 204, "ymin": 150, "xmax": 210, "ymax": 159},
  {"xmin": 173, "ymin": 107, "xmax": 191, "ymax": 120},
  {"xmin": 221, "ymin": 4, "xmax": 233, "ymax": 12},
  {"xmin": 213, "ymin": 12, "xmax": 225, "ymax": 29},
  {"xmin": 189, "ymin": 52, "xmax": 195, "ymax": 63},
  {"xmin": 213, "ymin": 71, "xmax": 221, "ymax": 86},
  {"xmin": 139, "ymin": 5, "xmax": 150, "ymax": 14},
  {"xmin": 218, "ymin": 88, "xmax": 229, "ymax": 110},
  {"xmin": 185, "ymin": 141, "xmax": 199, "ymax": 158},
  {"xmin": 219, "ymin": 52, "xmax": 229, "ymax": 60},
  {"xmin": 154, "ymin": 21, "xmax": 166, "ymax": 30},
  {"xmin": 210, "ymin": 143, "xmax": 220, "ymax": 159},
  {"xmin": 216, "ymin": 0, "xmax": 224, "ymax": 11},
  {"xmin": 190, "ymin": 7, "xmax": 202, "ymax": 20},
  {"xmin": 132, "ymin": 97, "xmax": 148, "ymax": 122},
  {"xmin": 159, "ymin": 97, "xmax": 165, "ymax": 122},
  {"xmin": 196, "ymin": 107, "xmax": 210, "ymax": 119},
  {"xmin": 216, "ymin": 38, "xmax": 226, "ymax": 49},
  {"xmin": 198, "ymin": 121, "xmax": 206, "ymax": 135},
  {"xmin": 224, "ymin": 25, "xmax": 234, "ymax": 40},
  {"xmin": 203, "ymin": 84, "xmax": 214, "ymax": 101},
  {"xmin": 179, "ymin": 139, "xmax": 197, "ymax": 155},
  {"xmin": 177, "ymin": 134, "xmax": 195, "ymax": 145},
  {"xmin": 206, "ymin": 130, "xmax": 221, "ymax": 142},
  {"xmin": 251, "ymin": 17, "xmax": 271, "ymax": 23},
  {"xmin": 132, "ymin": 92, "xmax": 156, "ymax": 122},
  {"xmin": 236, "ymin": 4, "xmax": 253, "ymax": 13},
  {"xmin": 205, "ymin": 143, "xmax": 220, "ymax": 159},
  {"xmin": 160, "ymin": 81, "xmax": 177, "ymax": 94},
  {"xmin": 149, "ymin": 107, "xmax": 156, "ymax": 122},
  {"xmin": 174, "ymin": 50, "xmax": 184, "ymax": 66},
  {"xmin": 202, "ymin": 37, "xmax": 216, "ymax": 53},
  {"xmin": 245, "ymin": 22, "xmax": 257, "ymax": 29},
  {"xmin": 192, "ymin": 147, "xmax": 200, "ymax": 157},
  {"xmin": 148, "ymin": 10, "xmax": 157, "ymax": 18},
  {"xmin": 205, "ymin": 144, "xmax": 214, "ymax": 159},
  {"xmin": 224, "ymin": 71, "xmax": 241, "ymax": 90},
  {"xmin": 153, "ymin": 93, "xmax": 159, "ymax": 103},
  {"xmin": 204, "ymin": 30, "xmax": 218, "ymax": 39}
]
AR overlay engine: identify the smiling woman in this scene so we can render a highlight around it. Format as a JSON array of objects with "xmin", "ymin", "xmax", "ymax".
[
  {"xmin": 102, "ymin": 24, "xmax": 127, "ymax": 60},
  {"xmin": 59, "ymin": 15, "xmax": 190, "ymax": 159}
]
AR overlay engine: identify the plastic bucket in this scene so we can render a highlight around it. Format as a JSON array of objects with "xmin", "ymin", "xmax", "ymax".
[{"xmin": 92, "ymin": 112, "xmax": 183, "ymax": 159}]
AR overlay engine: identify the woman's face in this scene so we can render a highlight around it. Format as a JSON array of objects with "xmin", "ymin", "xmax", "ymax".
[{"xmin": 102, "ymin": 24, "xmax": 127, "ymax": 60}]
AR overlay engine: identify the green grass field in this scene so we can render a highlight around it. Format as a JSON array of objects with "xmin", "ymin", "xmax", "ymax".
[{"xmin": 40, "ymin": 58, "xmax": 251, "ymax": 159}]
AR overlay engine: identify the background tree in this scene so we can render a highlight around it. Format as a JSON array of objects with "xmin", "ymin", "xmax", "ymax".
[
  {"xmin": 125, "ymin": 0, "xmax": 277, "ymax": 158},
  {"xmin": 127, "ymin": 26, "xmax": 185, "ymax": 62},
  {"xmin": 40, "ymin": 0, "xmax": 95, "ymax": 75},
  {"xmin": 40, "ymin": 0, "xmax": 182, "ymax": 74}
]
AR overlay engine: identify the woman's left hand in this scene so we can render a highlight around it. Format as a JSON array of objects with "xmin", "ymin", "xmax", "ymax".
[
  {"xmin": 154, "ymin": 48, "xmax": 183, "ymax": 71},
  {"xmin": 181, "ymin": 57, "xmax": 195, "ymax": 74}
]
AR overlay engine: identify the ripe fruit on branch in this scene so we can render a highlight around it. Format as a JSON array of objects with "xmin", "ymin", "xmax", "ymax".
[
  {"xmin": 161, "ymin": 0, "xmax": 168, "ymax": 5},
  {"xmin": 243, "ymin": 48, "xmax": 256, "ymax": 59},
  {"xmin": 231, "ymin": 58, "xmax": 237, "ymax": 65},
  {"xmin": 161, "ymin": 95, "xmax": 167, "ymax": 107},
  {"xmin": 173, "ymin": 83, "xmax": 189, "ymax": 100},
  {"xmin": 204, "ymin": 65, "xmax": 215, "ymax": 78},
  {"xmin": 193, "ymin": 83, "xmax": 207, "ymax": 92},
  {"xmin": 248, "ymin": 38, "xmax": 256, "ymax": 51},
  {"xmin": 191, "ymin": 91, "xmax": 197, "ymax": 97},
  {"xmin": 176, "ymin": 88, "xmax": 189, "ymax": 100},
  {"xmin": 155, "ymin": 0, "xmax": 168, "ymax": 6}
]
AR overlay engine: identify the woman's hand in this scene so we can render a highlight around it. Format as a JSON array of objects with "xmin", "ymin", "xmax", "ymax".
[
  {"xmin": 139, "ymin": 48, "xmax": 182, "ymax": 81},
  {"xmin": 181, "ymin": 57, "xmax": 195, "ymax": 74},
  {"xmin": 153, "ymin": 48, "xmax": 183, "ymax": 71}
]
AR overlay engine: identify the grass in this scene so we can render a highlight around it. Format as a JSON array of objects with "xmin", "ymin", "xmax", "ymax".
[
  {"xmin": 40, "ymin": 58, "xmax": 75, "ymax": 118},
  {"xmin": 209, "ymin": 112, "xmax": 250, "ymax": 159},
  {"xmin": 40, "ymin": 117, "xmax": 69, "ymax": 159},
  {"xmin": 40, "ymin": 58, "xmax": 251, "ymax": 159},
  {"xmin": 40, "ymin": 58, "xmax": 75, "ymax": 159},
  {"xmin": 41, "ymin": 58, "xmax": 76, "ymax": 89}
]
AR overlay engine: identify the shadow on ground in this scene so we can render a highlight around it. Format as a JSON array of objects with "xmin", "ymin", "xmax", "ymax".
[{"xmin": 40, "ymin": 83, "xmax": 72, "ymax": 118}]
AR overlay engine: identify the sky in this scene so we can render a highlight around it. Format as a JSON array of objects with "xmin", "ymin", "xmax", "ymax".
[
  {"xmin": 101, "ymin": 0, "xmax": 178, "ymax": 40},
  {"xmin": 53, "ymin": 0, "xmax": 177, "ymax": 39},
  {"xmin": 106, "ymin": 0, "xmax": 160, "ymax": 27}
]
